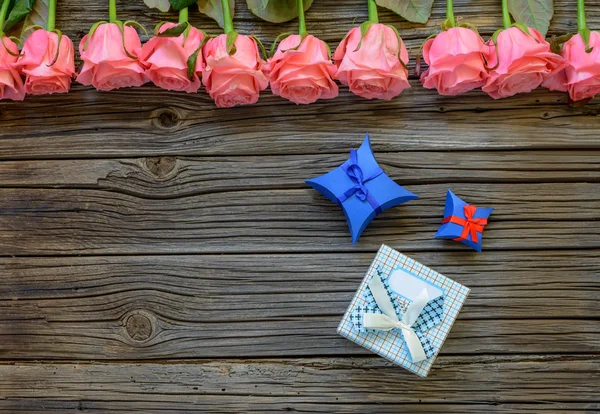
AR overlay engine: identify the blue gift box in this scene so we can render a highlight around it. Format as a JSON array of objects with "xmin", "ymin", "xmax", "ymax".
[
  {"xmin": 305, "ymin": 134, "xmax": 418, "ymax": 244},
  {"xmin": 338, "ymin": 244, "xmax": 470, "ymax": 377},
  {"xmin": 434, "ymin": 190, "xmax": 494, "ymax": 252}
]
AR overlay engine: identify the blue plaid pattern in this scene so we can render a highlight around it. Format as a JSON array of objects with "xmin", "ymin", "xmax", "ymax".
[
  {"xmin": 363, "ymin": 268, "xmax": 404, "ymax": 316},
  {"xmin": 349, "ymin": 268, "xmax": 444, "ymax": 360},
  {"xmin": 338, "ymin": 244, "xmax": 470, "ymax": 377}
]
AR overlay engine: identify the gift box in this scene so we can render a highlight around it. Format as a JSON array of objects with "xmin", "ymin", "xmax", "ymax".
[
  {"xmin": 434, "ymin": 189, "xmax": 494, "ymax": 252},
  {"xmin": 305, "ymin": 134, "xmax": 418, "ymax": 244},
  {"xmin": 337, "ymin": 244, "xmax": 470, "ymax": 377}
]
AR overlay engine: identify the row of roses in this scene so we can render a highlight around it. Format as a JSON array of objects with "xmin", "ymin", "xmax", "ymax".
[{"xmin": 1, "ymin": 0, "xmax": 599, "ymax": 106}]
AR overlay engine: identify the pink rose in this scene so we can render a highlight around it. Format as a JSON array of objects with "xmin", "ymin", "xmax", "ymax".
[
  {"xmin": 546, "ymin": 32, "xmax": 600, "ymax": 102},
  {"xmin": 0, "ymin": 36, "xmax": 25, "ymax": 101},
  {"xmin": 14, "ymin": 29, "xmax": 75, "ymax": 95},
  {"xmin": 202, "ymin": 34, "xmax": 268, "ymax": 108},
  {"xmin": 483, "ymin": 27, "xmax": 564, "ymax": 99},
  {"xmin": 77, "ymin": 22, "xmax": 148, "ymax": 91},
  {"xmin": 266, "ymin": 34, "xmax": 338, "ymax": 104},
  {"xmin": 139, "ymin": 23, "xmax": 205, "ymax": 93},
  {"xmin": 541, "ymin": 65, "xmax": 568, "ymax": 93},
  {"xmin": 420, "ymin": 27, "xmax": 490, "ymax": 96},
  {"xmin": 333, "ymin": 23, "xmax": 410, "ymax": 100}
]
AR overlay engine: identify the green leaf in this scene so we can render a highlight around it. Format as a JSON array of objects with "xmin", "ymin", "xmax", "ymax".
[
  {"xmin": 6, "ymin": 0, "xmax": 45, "ymax": 43},
  {"xmin": 157, "ymin": 21, "xmax": 188, "ymax": 37},
  {"xmin": 374, "ymin": 0, "xmax": 434, "ymax": 24},
  {"xmin": 512, "ymin": 22, "xmax": 534, "ymax": 37},
  {"xmin": 114, "ymin": 20, "xmax": 137, "ymax": 60},
  {"xmin": 226, "ymin": 30, "xmax": 238, "ymax": 55},
  {"xmin": 48, "ymin": 28, "xmax": 62, "ymax": 66},
  {"xmin": 485, "ymin": 28, "xmax": 504, "ymax": 71},
  {"xmin": 124, "ymin": 20, "xmax": 148, "ymax": 36},
  {"xmin": 353, "ymin": 21, "xmax": 373, "ymax": 52},
  {"xmin": 187, "ymin": 47, "xmax": 201, "ymax": 80},
  {"xmin": 270, "ymin": 32, "xmax": 293, "ymax": 56},
  {"xmin": 83, "ymin": 20, "xmax": 107, "ymax": 51},
  {"xmin": 4, "ymin": 0, "xmax": 36, "ymax": 31},
  {"xmin": 385, "ymin": 24, "xmax": 408, "ymax": 69},
  {"xmin": 246, "ymin": 0, "xmax": 314, "ymax": 23},
  {"xmin": 197, "ymin": 0, "xmax": 235, "ymax": 29},
  {"xmin": 0, "ymin": 35, "xmax": 20, "ymax": 56},
  {"xmin": 250, "ymin": 34, "xmax": 267, "ymax": 60},
  {"xmin": 168, "ymin": 0, "xmax": 195, "ymax": 11},
  {"xmin": 508, "ymin": 0, "xmax": 553, "ymax": 36}
]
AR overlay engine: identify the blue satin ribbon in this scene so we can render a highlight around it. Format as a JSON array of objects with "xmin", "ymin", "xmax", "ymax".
[{"xmin": 337, "ymin": 149, "xmax": 384, "ymax": 213}]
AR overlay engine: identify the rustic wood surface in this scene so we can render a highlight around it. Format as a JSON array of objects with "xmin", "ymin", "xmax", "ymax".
[{"xmin": 0, "ymin": 0, "xmax": 599, "ymax": 412}]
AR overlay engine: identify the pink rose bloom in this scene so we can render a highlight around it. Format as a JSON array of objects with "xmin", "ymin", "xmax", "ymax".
[
  {"xmin": 139, "ymin": 23, "xmax": 205, "ymax": 93},
  {"xmin": 420, "ymin": 27, "xmax": 490, "ymax": 95},
  {"xmin": 483, "ymin": 27, "xmax": 564, "ymax": 99},
  {"xmin": 77, "ymin": 22, "xmax": 148, "ymax": 91},
  {"xmin": 541, "ymin": 65, "xmax": 568, "ymax": 93},
  {"xmin": 14, "ymin": 29, "xmax": 75, "ymax": 95},
  {"xmin": 202, "ymin": 34, "xmax": 268, "ymax": 108},
  {"xmin": 266, "ymin": 34, "xmax": 338, "ymax": 104},
  {"xmin": 333, "ymin": 23, "xmax": 410, "ymax": 100},
  {"xmin": 0, "ymin": 36, "xmax": 25, "ymax": 101},
  {"xmin": 545, "ymin": 32, "xmax": 600, "ymax": 102}
]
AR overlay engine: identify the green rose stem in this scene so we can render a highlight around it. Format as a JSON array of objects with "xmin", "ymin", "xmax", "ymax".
[
  {"xmin": 446, "ymin": 0, "xmax": 456, "ymax": 28},
  {"xmin": 179, "ymin": 7, "xmax": 188, "ymax": 24},
  {"xmin": 0, "ymin": 0, "xmax": 10, "ymax": 35},
  {"xmin": 47, "ymin": 0, "xmax": 57, "ymax": 31},
  {"xmin": 367, "ymin": 0, "xmax": 378, "ymax": 24},
  {"xmin": 297, "ymin": 0, "xmax": 306, "ymax": 36},
  {"xmin": 221, "ymin": 0, "xmax": 234, "ymax": 34},
  {"xmin": 501, "ymin": 0, "xmax": 511, "ymax": 29},
  {"xmin": 577, "ymin": 0, "xmax": 586, "ymax": 33},
  {"xmin": 109, "ymin": 0, "xmax": 117, "ymax": 23}
]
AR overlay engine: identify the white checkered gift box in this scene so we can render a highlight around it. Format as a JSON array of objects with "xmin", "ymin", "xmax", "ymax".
[{"xmin": 337, "ymin": 244, "xmax": 470, "ymax": 377}]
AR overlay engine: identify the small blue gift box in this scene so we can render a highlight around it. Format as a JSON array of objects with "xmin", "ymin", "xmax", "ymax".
[
  {"xmin": 305, "ymin": 134, "xmax": 418, "ymax": 244},
  {"xmin": 434, "ymin": 190, "xmax": 494, "ymax": 252},
  {"xmin": 338, "ymin": 245, "xmax": 470, "ymax": 377}
]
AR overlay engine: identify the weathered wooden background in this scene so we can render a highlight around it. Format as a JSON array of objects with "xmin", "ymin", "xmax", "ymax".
[{"xmin": 0, "ymin": 0, "xmax": 599, "ymax": 412}]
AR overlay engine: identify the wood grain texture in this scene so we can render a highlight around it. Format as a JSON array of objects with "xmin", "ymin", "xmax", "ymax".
[
  {"xmin": 1, "ymin": 0, "xmax": 599, "ymax": 411},
  {"xmin": 0, "ymin": 356, "xmax": 598, "ymax": 413},
  {"xmin": 0, "ymin": 151, "xmax": 598, "ymax": 191},
  {"xmin": 0, "ymin": 252, "xmax": 597, "ymax": 359},
  {"xmin": 2, "ymin": 86, "xmax": 600, "ymax": 160},
  {"xmin": 1, "ymin": 2, "xmax": 599, "ymax": 160},
  {"xmin": 0, "ymin": 182, "xmax": 597, "ymax": 255}
]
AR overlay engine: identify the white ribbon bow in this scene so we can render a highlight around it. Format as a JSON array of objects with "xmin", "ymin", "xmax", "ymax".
[{"xmin": 363, "ymin": 275, "xmax": 431, "ymax": 363}]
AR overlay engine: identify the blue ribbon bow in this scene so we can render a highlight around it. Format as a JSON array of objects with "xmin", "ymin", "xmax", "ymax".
[{"xmin": 337, "ymin": 149, "xmax": 384, "ymax": 213}]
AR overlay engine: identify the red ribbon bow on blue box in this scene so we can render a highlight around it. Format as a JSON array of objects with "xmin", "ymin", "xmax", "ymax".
[{"xmin": 434, "ymin": 190, "xmax": 494, "ymax": 252}]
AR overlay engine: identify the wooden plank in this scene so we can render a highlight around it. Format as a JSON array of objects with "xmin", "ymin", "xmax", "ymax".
[
  {"xmin": 0, "ymin": 252, "xmax": 598, "ymax": 359},
  {"xmin": 0, "ymin": 356, "xmax": 597, "ymax": 412},
  {"xmin": 0, "ymin": 183, "xmax": 597, "ymax": 255},
  {"xmin": 1, "ymin": 2, "xmax": 599, "ymax": 159},
  {"xmin": 2, "ymin": 86, "xmax": 599, "ymax": 160},
  {"xmin": 0, "ymin": 152, "xmax": 598, "ymax": 194},
  {"xmin": 1, "ymin": 403, "xmax": 595, "ymax": 414}
]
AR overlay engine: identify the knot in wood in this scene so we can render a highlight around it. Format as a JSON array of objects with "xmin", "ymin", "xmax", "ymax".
[
  {"xmin": 145, "ymin": 157, "xmax": 177, "ymax": 178},
  {"xmin": 125, "ymin": 312, "xmax": 153, "ymax": 342},
  {"xmin": 157, "ymin": 109, "xmax": 180, "ymax": 128}
]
